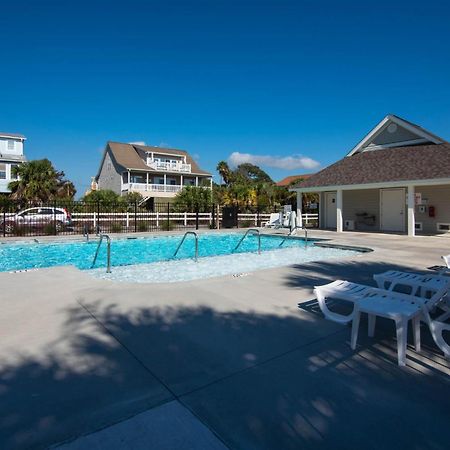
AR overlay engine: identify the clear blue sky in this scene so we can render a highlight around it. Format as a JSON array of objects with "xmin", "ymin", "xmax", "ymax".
[{"xmin": 1, "ymin": 0, "xmax": 450, "ymax": 196}]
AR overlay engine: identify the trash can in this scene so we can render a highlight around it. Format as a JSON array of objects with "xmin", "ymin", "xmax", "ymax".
[{"xmin": 222, "ymin": 207, "xmax": 238, "ymax": 228}]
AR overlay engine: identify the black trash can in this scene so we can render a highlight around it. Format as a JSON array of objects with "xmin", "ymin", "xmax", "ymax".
[{"xmin": 222, "ymin": 207, "xmax": 238, "ymax": 228}]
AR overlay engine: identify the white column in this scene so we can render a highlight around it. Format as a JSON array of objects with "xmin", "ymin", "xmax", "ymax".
[
  {"xmin": 296, "ymin": 191, "xmax": 303, "ymax": 228},
  {"xmin": 180, "ymin": 174, "xmax": 183, "ymax": 187},
  {"xmin": 164, "ymin": 173, "xmax": 167, "ymax": 192},
  {"xmin": 210, "ymin": 178, "xmax": 213, "ymax": 189},
  {"xmin": 407, "ymin": 185, "xmax": 415, "ymax": 237},
  {"xmin": 336, "ymin": 189, "xmax": 343, "ymax": 232},
  {"xmin": 195, "ymin": 176, "xmax": 198, "ymax": 187},
  {"xmin": 146, "ymin": 172, "xmax": 149, "ymax": 187}
]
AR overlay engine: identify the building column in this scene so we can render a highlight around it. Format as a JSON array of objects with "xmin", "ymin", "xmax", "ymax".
[
  {"xmin": 146, "ymin": 172, "xmax": 149, "ymax": 186},
  {"xmin": 195, "ymin": 176, "xmax": 198, "ymax": 187},
  {"xmin": 164, "ymin": 173, "xmax": 167, "ymax": 192},
  {"xmin": 127, "ymin": 171, "xmax": 130, "ymax": 184},
  {"xmin": 180, "ymin": 174, "xmax": 183, "ymax": 187},
  {"xmin": 296, "ymin": 191, "xmax": 303, "ymax": 228},
  {"xmin": 407, "ymin": 185, "xmax": 415, "ymax": 237},
  {"xmin": 336, "ymin": 189, "xmax": 343, "ymax": 232}
]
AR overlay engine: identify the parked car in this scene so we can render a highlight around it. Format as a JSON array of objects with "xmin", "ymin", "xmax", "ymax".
[{"xmin": 1, "ymin": 207, "xmax": 73, "ymax": 233}]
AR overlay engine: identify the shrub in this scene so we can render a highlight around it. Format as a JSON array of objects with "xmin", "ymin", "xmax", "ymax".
[
  {"xmin": 137, "ymin": 221, "xmax": 149, "ymax": 232},
  {"xmin": 160, "ymin": 220, "xmax": 175, "ymax": 231},
  {"xmin": 239, "ymin": 219, "xmax": 254, "ymax": 228},
  {"xmin": 111, "ymin": 222, "xmax": 123, "ymax": 233}
]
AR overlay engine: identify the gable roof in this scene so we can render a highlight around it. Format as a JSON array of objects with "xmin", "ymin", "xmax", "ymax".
[
  {"xmin": 0, "ymin": 132, "xmax": 26, "ymax": 140},
  {"xmin": 276, "ymin": 174, "xmax": 313, "ymax": 187},
  {"xmin": 100, "ymin": 142, "xmax": 211, "ymax": 176},
  {"xmin": 347, "ymin": 114, "xmax": 445, "ymax": 156},
  {"xmin": 293, "ymin": 143, "xmax": 450, "ymax": 189}
]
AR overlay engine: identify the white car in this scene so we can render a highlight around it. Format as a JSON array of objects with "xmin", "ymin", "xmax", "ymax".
[{"xmin": 1, "ymin": 207, "xmax": 73, "ymax": 233}]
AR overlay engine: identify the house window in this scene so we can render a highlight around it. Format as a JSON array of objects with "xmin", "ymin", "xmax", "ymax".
[
  {"xmin": 107, "ymin": 162, "xmax": 112, "ymax": 171},
  {"xmin": 10, "ymin": 164, "xmax": 18, "ymax": 180},
  {"xmin": 7, "ymin": 140, "xmax": 15, "ymax": 151},
  {"xmin": 0, "ymin": 164, "xmax": 6, "ymax": 179}
]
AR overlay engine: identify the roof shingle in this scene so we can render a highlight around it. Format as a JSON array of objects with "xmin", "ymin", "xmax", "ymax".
[{"xmin": 294, "ymin": 143, "xmax": 450, "ymax": 189}]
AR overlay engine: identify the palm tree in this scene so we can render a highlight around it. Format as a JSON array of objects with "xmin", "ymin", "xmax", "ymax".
[
  {"xmin": 9, "ymin": 159, "xmax": 74, "ymax": 204},
  {"xmin": 216, "ymin": 161, "xmax": 232, "ymax": 186}
]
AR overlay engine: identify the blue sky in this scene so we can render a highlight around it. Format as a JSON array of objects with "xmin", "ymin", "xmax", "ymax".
[{"xmin": 1, "ymin": 0, "xmax": 450, "ymax": 196}]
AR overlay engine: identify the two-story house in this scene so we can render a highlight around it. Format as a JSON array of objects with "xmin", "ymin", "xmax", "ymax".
[
  {"xmin": 96, "ymin": 141, "xmax": 212, "ymax": 202},
  {"xmin": 0, "ymin": 132, "xmax": 27, "ymax": 193}
]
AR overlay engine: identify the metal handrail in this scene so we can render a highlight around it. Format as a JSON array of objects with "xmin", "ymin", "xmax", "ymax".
[
  {"xmin": 91, "ymin": 234, "xmax": 111, "ymax": 273},
  {"xmin": 279, "ymin": 227, "xmax": 308, "ymax": 247},
  {"xmin": 234, "ymin": 228, "xmax": 261, "ymax": 254},
  {"xmin": 173, "ymin": 231, "xmax": 199, "ymax": 262}
]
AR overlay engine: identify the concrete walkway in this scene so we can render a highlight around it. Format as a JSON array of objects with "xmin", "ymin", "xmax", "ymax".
[{"xmin": 0, "ymin": 230, "xmax": 449, "ymax": 449}]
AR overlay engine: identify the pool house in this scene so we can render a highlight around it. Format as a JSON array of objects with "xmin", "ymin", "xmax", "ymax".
[{"xmin": 292, "ymin": 114, "xmax": 450, "ymax": 236}]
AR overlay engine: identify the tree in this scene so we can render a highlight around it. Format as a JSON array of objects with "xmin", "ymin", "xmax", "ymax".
[
  {"xmin": 216, "ymin": 161, "xmax": 233, "ymax": 186},
  {"xmin": 121, "ymin": 191, "xmax": 143, "ymax": 204},
  {"xmin": 234, "ymin": 163, "xmax": 273, "ymax": 184},
  {"xmin": 9, "ymin": 159, "xmax": 75, "ymax": 204},
  {"xmin": 173, "ymin": 186, "xmax": 212, "ymax": 212},
  {"xmin": 81, "ymin": 189, "xmax": 120, "ymax": 204}
]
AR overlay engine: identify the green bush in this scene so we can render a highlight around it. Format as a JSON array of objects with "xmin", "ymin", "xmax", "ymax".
[
  {"xmin": 160, "ymin": 220, "xmax": 175, "ymax": 231},
  {"xmin": 111, "ymin": 222, "xmax": 123, "ymax": 233},
  {"xmin": 137, "ymin": 221, "xmax": 149, "ymax": 232},
  {"xmin": 239, "ymin": 219, "xmax": 254, "ymax": 228}
]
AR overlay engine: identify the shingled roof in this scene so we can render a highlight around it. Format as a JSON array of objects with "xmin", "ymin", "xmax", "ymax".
[
  {"xmin": 105, "ymin": 142, "xmax": 211, "ymax": 175},
  {"xmin": 293, "ymin": 143, "xmax": 450, "ymax": 189}
]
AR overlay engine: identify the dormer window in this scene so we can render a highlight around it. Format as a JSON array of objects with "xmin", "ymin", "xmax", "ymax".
[{"xmin": 7, "ymin": 140, "xmax": 15, "ymax": 151}]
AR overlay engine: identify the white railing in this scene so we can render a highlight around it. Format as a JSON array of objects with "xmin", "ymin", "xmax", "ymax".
[
  {"xmin": 127, "ymin": 183, "xmax": 183, "ymax": 193},
  {"xmin": 71, "ymin": 212, "xmax": 319, "ymax": 229},
  {"xmin": 146, "ymin": 160, "xmax": 191, "ymax": 173}
]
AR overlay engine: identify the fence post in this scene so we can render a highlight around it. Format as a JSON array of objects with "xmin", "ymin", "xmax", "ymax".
[
  {"xmin": 257, "ymin": 207, "xmax": 260, "ymax": 227},
  {"xmin": 184, "ymin": 211, "xmax": 187, "ymax": 227},
  {"xmin": 195, "ymin": 207, "xmax": 199, "ymax": 230},
  {"xmin": 167, "ymin": 202, "xmax": 170, "ymax": 230},
  {"xmin": 96, "ymin": 201, "xmax": 100, "ymax": 234},
  {"xmin": 3, "ymin": 210, "xmax": 5, "ymax": 237},
  {"xmin": 126, "ymin": 211, "xmax": 130, "ymax": 228},
  {"xmin": 211, "ymin": 204, "xmax": 215, "ymax": 229},
  {"xmin": 53, "ymin": 201, "xmax": 57, "ymax": 235},
  {"xmin": 156, "ymin": 211, "xmax": 159, "ymax": 228},
  {"xmin": 134, "ymin": 202, "xmax": 137, "ymax": 232}
]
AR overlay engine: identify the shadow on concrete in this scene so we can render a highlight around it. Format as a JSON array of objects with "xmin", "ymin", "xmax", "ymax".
[{"xmin": 1, "ymin": 293, "xmax": 449, "ymax": 450}]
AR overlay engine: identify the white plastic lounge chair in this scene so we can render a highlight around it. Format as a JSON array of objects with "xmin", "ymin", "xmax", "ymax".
[
  {"xmin": 315, "ymin": 275, "xmax": 450, "ymax": 364},
  {"xmin": 264, "ymin": 213, "xmax": 281, "ymax": 228},
  {"xmin": 373, "ymin": 270, "xmax": 450, "ymax": 321},
  {"xmin": 351, "ymin": 289, "xmax": 450, "ymax": 365}
]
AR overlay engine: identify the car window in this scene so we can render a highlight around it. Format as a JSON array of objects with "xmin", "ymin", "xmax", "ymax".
[
  {"xmin": 39, "ymin": 208, "xmax": 56, "ymax": 215},
  {"xmin": 20, "ymin": 209, "xmax": 39, "ymax": 216}
]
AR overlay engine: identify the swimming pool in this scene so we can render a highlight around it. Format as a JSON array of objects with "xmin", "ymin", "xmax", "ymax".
[{"xmin": 0, "ymin": 232, "xmax": 363, "ymax": 281}]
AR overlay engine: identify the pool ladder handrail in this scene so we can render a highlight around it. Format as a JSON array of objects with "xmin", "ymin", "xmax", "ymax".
[
  {"xmin": 234, "ymin": 228, "xmax": 261, "ymax": 254},
  {"xmin": 91, "ymin": 233, "xmax": 112, "ymax": 273},
  {"xmin": 173, "ymin": 231, "xmax": 199, "ymax": 262},
  {"xmin": 279, "ymin": 227, "xmax": 308, "ymax": 247}
]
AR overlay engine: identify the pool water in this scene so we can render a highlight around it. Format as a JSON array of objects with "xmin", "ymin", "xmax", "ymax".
[{"xmin": 0, "ymin": 233, "xmax": 311, "ymax": 272}]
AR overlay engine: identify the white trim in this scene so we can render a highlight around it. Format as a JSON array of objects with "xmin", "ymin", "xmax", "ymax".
[
  {"xmin": 0, "ymin": 134, "xmax": 26, "ymax": 141},
  {"xmin": 292, "ymin": 177, "xmax": 450, "ymax": 193},
  {"xmin": 363, "ymin": 138, "xmax": 429, "ymax": 151},
  {"xmin": 347, "ymin": 115, "xmax": 443, "ymax": 156}
]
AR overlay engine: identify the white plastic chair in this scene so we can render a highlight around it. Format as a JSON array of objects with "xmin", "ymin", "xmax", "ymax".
[{"xmin": 264, "ymin": 213, "xmax": 281, "ymax": 228}]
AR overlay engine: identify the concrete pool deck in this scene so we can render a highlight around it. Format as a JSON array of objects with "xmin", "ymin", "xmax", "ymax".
[{"xmin": 0, "ymin": 230, "xmax": 449, "ymax": 449}]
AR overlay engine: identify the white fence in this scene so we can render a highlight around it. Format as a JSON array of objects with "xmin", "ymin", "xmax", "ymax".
[{"xmin": 71, "ymin": 212, "xmax": 319, "ymax": 228}]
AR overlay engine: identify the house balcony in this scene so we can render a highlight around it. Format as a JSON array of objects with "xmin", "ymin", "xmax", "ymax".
[{"xmin": 146, "ymin": 159, "xmax": 192, "ymax": 173}]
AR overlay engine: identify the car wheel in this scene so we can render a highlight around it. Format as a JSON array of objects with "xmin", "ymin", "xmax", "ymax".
[{"xmin": 4, "ymin": 223, "xmax": 14, "ymax": 234}]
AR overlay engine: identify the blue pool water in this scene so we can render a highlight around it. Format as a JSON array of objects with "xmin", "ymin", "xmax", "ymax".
[{"xmin": 0, "ymin": 233, "xmax": 313, "ymax": 272}]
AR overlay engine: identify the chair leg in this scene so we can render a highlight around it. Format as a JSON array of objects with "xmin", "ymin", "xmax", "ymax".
[
  {"xmin": 413, "ymin": 315, "xmax": 421, "ymax": 352},
  {"xmin": 395, "ymin": 317, "xmax": 408, "ymax": 367},
  {"xmin": 368, "ymin": 314, "xmax": 376, "ymax": 338},
  {"xmin": 351, "ymin": 310, "xmax": 361, "ymax": 350}
]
